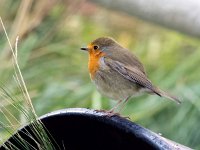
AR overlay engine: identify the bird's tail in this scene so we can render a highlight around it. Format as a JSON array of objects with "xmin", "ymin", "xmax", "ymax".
[{"xmin": 152, "ymin": 86, "xmax": 181, "ymax": 104}]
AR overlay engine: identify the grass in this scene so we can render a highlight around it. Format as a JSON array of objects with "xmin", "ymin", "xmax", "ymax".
[
  {"xmin": 0, "ymin": 0, "xmax": 200, "ymax": 149},
  {"xmin": 0, "ymin": 17, "xmax": 58, "ymax": 149}
]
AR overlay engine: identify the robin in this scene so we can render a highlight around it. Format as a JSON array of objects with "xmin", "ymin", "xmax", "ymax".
[{"xmin": 81, "ymin": 37, "xmax": 180, "ymax": 112}]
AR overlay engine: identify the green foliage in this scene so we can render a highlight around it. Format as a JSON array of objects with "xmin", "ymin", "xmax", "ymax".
[{"xmin": 0, "ymin": 0, "xmax": 200, "ymax": 149}]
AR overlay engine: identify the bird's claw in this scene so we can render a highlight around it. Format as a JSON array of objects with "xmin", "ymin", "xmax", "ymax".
[{"xmin": 94, "ymin": 109, "xmax": 130, "ymax": 119}]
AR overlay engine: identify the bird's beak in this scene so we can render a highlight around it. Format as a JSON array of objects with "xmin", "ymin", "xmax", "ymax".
[{"xmin": 80, "ymin": 47, "xmax": 89, "ymax": 51}]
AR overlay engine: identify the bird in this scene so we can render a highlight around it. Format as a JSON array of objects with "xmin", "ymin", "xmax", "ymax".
[{"xmin": 81, "ymin": 37, "xmax": 181, "ymax": 112}]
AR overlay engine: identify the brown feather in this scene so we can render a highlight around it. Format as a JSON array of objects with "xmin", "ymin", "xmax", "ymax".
[
  {"xmin": 90, "ymin": 37, "xmax": 180, "ymax": 104},
  {"xmin": 91, "ymin": 37, "xmax": 146, "ymax": 74},
  {"xmin": 104, "ymin": 57, "xmax": 181, "ymax": 104}
]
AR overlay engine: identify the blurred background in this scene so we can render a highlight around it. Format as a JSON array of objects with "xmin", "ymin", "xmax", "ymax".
[{"xmin": 0, "ymin": 0, "xmax": 200, "ymax": 149}]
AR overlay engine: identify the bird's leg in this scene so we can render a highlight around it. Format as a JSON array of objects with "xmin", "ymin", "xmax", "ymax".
[
  {"xmin": 94, "ymin": 99, "xmax": 124, "ymax": 115},
  {"xmin": 108, "ymin": 96, "xmax": 130, "ymax": 113},
  {"xmin": 108, "ymin": 99, "xmax": 123, "ymax": 113},
  {"xmin": 118, "ymin": 96, "xmax": 130, "ymax": 113},
  {"xmin": 106, "ymin": 96, "xmax": 130, "ymax": 118}
]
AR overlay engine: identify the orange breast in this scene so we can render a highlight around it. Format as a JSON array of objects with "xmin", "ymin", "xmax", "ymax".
[{"xmin": 88, "ymin": 50, "xmax": 105, "ymax": 79}]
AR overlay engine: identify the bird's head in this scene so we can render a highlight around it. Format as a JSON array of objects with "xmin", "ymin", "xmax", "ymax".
[{"xmin": 81, "ymin": 37, "xmax": 119, "ymax": 56}]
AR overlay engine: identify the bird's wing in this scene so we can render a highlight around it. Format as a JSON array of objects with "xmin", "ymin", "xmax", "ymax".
[
  {"xmin": 104, "ymin": 57, "xmax": 181, "ymax": 104},
  {"xmin": 108, "ymin": 47, "xmax": 146, "ymax": 74},
  {"xmin": 104, "ymin": 57, "xmax": 153, "ymax": 90}
]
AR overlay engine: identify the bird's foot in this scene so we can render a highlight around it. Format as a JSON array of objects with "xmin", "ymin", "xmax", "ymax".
[
  {"xmin": 94, "ymin": 109, "xmax": 130, "ymax": 119},
  {"xmin": 94, "ymin": 109, "xmax": 119, "ymax": 116},
  {"xmin": 107, "ymin": 111, "xmax": 131, "ymax": 120}
]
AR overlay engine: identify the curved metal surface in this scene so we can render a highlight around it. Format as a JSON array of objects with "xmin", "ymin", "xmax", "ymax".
[{"xmin": 0, "ymin": 108, "xmax": 191, "ymax": 150}]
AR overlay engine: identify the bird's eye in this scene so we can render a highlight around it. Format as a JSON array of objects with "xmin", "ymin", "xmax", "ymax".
[{"xmin": 93, "ymin": 45, "xmax": 99, "ymax": 50}]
